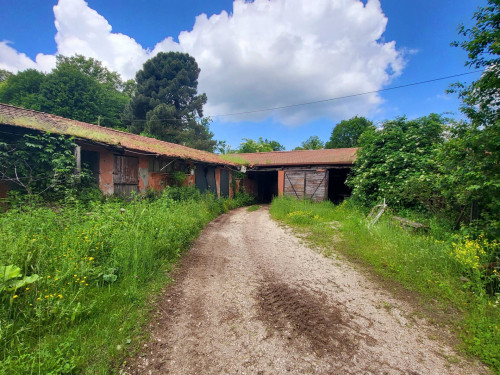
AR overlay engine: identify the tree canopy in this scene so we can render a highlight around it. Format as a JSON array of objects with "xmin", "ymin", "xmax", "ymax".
[
  {"xmin": 449, "ymin": 0, "xmax": 499, "ymax": 126},
  {"xmin": 443, "ymin": 0, "xmax": 500, "ymax": 235},
  {"xmin": 348, "ymin": 114, "xmax": 446, "ymax": 208},
  {"xmin": 325, "ymin": 116, "xmax": 374, "ymax": 149},
  {"xmin": 124, "ymin": 52, "xmax": 215, "ymax": 151},
  {"xmin": 237, "ymin": 137, "xmax": 285, "ymax": 153},
  {"xmin": 0, "ymin": 55, "xmax": 129, "ymax": 128},
  {"xmin": 294, "ymin": 136, "xmax": 324, "ymax": 150}
]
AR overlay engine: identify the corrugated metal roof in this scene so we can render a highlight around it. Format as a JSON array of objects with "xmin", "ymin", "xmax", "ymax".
[
  {"xmin": 238, "ymin": 148, "xmax": 357, "ymax": 167},
  {"xmin": 0, "ymin": 103, "xmax": 237, "ymax": 166}
]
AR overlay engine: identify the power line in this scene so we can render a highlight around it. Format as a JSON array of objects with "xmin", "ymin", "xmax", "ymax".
[
  {"xmin": 208, "ymin": 70, "xmax": 481, "ymax": 117},
  {"xmin": 98, "ymin": 70, "xmax": 481, "ymax": 123}
]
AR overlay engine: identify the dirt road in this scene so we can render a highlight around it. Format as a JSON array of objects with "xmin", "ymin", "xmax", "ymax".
[{"xmin": 125, "ymin": 206, "xmax": 488, "ymax": 374}]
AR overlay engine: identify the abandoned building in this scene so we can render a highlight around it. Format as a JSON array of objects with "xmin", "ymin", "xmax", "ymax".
[
  {"xmin": 0, "ymin": 103, "xmax": 239, "ymax": 199},
  {"xmin": 0, "ymin": 103, "xmax": 357, "ymax": 202},
  {"xmin": 239, "ymin": 148, "xmax": 357, "ymax": 203}
]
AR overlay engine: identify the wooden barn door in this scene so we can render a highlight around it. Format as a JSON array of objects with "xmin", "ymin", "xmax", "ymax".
[
  {"xmin": 304, "ymin": 170, "xmax": 327, "ymax": 201},
  {"xmin": 195, "ymin": 165, "xmax": 217, "ymax": 195},
  {"xmin": 284, "ymin": 170, "xmax": 327, "ymax": 201},
  {"xmin": 284, "ymin": 171, "xmax": 305, "ymax": 199},
  {"xmin": 220, "ymin": 169, "xmax": 230, "ymax": 197},
  {"xmin": 113, "ymin": 155, "xmax": 139, "ymax": 196}
]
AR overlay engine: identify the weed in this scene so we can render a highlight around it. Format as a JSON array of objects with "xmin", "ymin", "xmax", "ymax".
[
  {"xmin": 0, "ymin": 188, "xmax": 253, "ymax": 374},
  {"xmin": 246, "ymin": 205, "xmax": 260, "ymax": 212}
]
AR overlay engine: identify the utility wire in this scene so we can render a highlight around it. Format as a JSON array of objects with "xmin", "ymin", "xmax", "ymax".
[
  {"xmin": 98, "ymin": 70, "xmax": 481, "ymax": 123},
  {"xmin": 209, "ymin": 70, "xmax": 481, "ymax": 117}
]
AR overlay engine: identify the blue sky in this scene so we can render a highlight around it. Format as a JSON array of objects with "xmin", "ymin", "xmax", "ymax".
[{"xmin": 0, "ymin": 0, "xmax": 484, "ymax": 150}]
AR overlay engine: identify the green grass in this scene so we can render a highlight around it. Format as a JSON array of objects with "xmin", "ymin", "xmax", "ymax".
[
  {"xmin": 0, "ymin": 188, "xmax": 252, "ymax": 374},
  {"xmin": 246, "ymin": 205, "xmax": 260, "ymax": 212},
  {"xmin": 270, "ymin": 197, "xmax": 500, "ymax": 373},
  {"xmin": 218, "ymin": 154, "xmax": 250, "ymax": 165}
]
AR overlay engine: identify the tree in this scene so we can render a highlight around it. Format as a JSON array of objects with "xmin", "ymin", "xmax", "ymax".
[
  {"xmin": 294, "ymin": 136, "xmax": 324, "ymax": 150},
  {"xmin": 214, "ymin": 140, "xmax": 235, "ymax": 155},
  {"xmin": 325, "ymin": 116, "xmax": 374, "ymax": 149},
  {"xmin": 449, "ymin": 0, "xmax": 499, "ymax": 127},
  {"xmin": 237, "ymin": 137, "xmax": 285, "ymax": 153},
  {"xmin": 55, "ymin": 55, "xmax": 123, "ymax": 90},
  {"xmin": 0, "ymin": 69, "xmax": 46, "ymax": 109},
  {"xmin": 124, "ymin": 52, "xmax": 216, "ymax": 151},
  {"xmin": 442, "ymin": 0, "xmax": 500, "ymax": 235},
  {"xmin": 0, "ymin": 56, "xmax": 129, "ymax": 128},
  {"xmin": 0, "ymin": 70, "xmax": 13, "ymax": 82},
  {"xmin": 347, "ymin": 114, "xmax": 446, "ymax": 208}
]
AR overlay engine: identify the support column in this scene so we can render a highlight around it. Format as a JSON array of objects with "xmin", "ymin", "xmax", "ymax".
[
  {"xmin": 215, "ymin": 168, "xmax": 221, "ymax": 198},
  {"xmin": 278, "ymin": 170, "xmax": 285, "ymax": 196}
]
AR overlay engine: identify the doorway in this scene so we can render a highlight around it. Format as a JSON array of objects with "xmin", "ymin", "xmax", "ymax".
[
  {"xmin": 327, "ymin": 168, "xmax": 352, "ymax": 204},
  {"xmin": 247, "ymin": 171, "xmax": 278, "ymax": 203}
]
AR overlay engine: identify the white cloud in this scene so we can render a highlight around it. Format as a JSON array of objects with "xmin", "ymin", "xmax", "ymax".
[
  {"xmin": 0, "ymin": 0, "xmax": 404, "ymax": 125},
  {"xmin": 0, "ymin": 41, "xmax": 55, "ymax": 73}
]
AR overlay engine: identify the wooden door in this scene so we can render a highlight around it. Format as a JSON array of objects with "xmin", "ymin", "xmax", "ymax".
[
  {"xmin": 220, "ymin": 169, "xmax": 230, "ymax": 197},
  {"xmin": 113, "ymin": 155, "xmax": 139, "ymax": 196},
  {"xmin": 284, "ymin": 170, "xmax": 327, "ymax": 201}
]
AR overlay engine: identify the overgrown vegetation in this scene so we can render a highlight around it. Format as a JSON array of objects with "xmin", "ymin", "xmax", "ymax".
[
  {"xmin": 270, "ymin": 197, "xmax": 500, "ymax": 372},
  {"xmin": 0, "ymin": 188, "xmax": 253, "ymax": 374},
  {"xmin": 0, "ymin": 132, "xmax": 94, "ymax": 201}
]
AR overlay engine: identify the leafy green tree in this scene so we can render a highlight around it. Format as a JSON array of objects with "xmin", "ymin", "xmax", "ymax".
[
  {"xmin": 0, "ymin": 69, "xmax": 46, "ymax": 109},
  {"xmin": 237, "ymin": 137, "xmax": 285, "ymax": 153},
  {"xmin": 55, "ymin": 55, "xmax": 123, "ymax": 90},
  {"xmin": 441, "ymin": 0, "xmax": 500, "ymax": 235},
  {"xmin": 214, "ymin": 140, "xmax": 235, "ymax": 154},
  {"xmin": 450, "ymin": 0, "xmax": 499, "ymax": 126},
  {"xmin": 325, "ymin": 116, "xmax": 374, "ymax": 149},
  {"xmin": 0, "ymin": 56, "xmax": 129, "ymax": 128},
  {"xmin": 0, "ymin": 70, "xmax": 13, "ymax": 82},
  {"xmin": 348, "ymin": 114, "xmax": 446, "ymax": 208},
  {"xmin": 294, "ymin": 136, "xmax": 324, "ymax": 150},
  {"xmin": 124, "ymin": 52, "xmax": 215, "ymax": 151}
]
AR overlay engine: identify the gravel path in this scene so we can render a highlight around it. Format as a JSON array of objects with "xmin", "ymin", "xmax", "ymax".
[{"xmin": 124, "ymin": 206, "xmax": 489, "ymax": 375}]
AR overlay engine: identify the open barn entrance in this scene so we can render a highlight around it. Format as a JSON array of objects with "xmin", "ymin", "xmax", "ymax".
[
  {"xmin": 327, "ymin": 168, "xmax": 352, "ymax": 204},
  {"xmin": 247, "ymin": 171, "xmax": 278, "ymax": 203}
]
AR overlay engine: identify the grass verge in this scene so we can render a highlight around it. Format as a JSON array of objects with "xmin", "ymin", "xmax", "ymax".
[
  {"xmin": 270, "ymin": 197, "xmax": 500, "ymax": 373},
  {"xmin": 0, "ymin": 188, "xmax": 253, "ymax": 374}
]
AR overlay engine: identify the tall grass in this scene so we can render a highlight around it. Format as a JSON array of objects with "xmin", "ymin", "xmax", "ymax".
[
  {"xmin": 0, "ymin": 188, "xmax": 253, "ymax": 374},
  {"xmin": 270, "ymin": 197, "xmax": 500, "ymax": 373}
]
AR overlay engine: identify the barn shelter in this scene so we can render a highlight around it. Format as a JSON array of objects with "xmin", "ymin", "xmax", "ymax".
[
  {"xmin": 238, "ymin": 148, "xmax": 357, "ymax": 203},
  {"xmin": 0, "ymin": 103, "xmax": 239, "ymax": 198}
]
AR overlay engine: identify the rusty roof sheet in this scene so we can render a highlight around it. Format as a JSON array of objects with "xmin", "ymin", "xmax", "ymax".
[
  {"xmin": 0, "ymin": 103, "xmax": 237, "ymax": 166},
  {"xmin": 238, "ymin": 148, "xmax": 357, "ymax": 167}
]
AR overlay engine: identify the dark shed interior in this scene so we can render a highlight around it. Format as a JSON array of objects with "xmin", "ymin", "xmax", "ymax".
[
  {"xmin": 247, "ymin": 171, "xmax": 278, "ymax": 203},
  {"xmin": 327, "ymin": 168, "xmax": 352, "ymax": 203}
]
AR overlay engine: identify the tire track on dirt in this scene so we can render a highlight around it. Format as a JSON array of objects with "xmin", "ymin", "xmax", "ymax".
[{"xmin": 124, "ymin": 206, "xmax": 490, "ymax": 375}]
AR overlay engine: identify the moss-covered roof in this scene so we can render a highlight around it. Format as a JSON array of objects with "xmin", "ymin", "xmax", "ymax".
[
  {"xmin": 238, "ymin": 148, "xmax": 357, "ymax": 167},
  {"xmin": 0, "ymin": 103, "xmax": 237, "ymax": 166}
]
